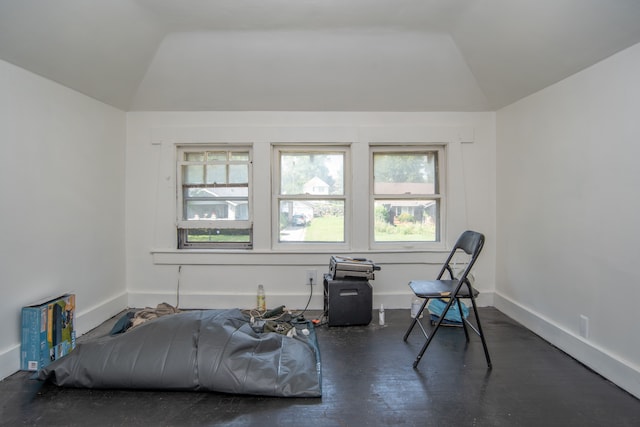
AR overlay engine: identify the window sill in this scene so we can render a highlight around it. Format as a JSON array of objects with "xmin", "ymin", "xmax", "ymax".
[{"xmin": 150, "ymin": 248, "xmax": 450, "ymax": 266}]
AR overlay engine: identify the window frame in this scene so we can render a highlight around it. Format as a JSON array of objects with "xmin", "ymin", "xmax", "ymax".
[
  {"xmin": 369, "ymin": 144, "xmax": 445, "ymax": 250},
  {"xmin": 176, "ymin": 144, "xmax": 253, "ymax": 249},
  {"xmin": 272, "ymin": 144, "xmax": 351, "ymax": 251}
]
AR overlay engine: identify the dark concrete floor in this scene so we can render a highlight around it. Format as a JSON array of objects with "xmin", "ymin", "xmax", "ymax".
[{"xmin": 1, "ymin": 308, "xmax": 638, "ymax": 426}]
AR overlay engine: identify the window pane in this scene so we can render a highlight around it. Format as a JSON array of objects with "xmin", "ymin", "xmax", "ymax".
[
  {"xmin": 229, "ymin": 164, "xmax": 248, "ymax": 184},
  {"xmin": 205, "ymin": 165, "xmax": 226, "ymax": 184},
  {"xmin": 280, "ymin": 153, "xmax": 344, "ymax": 195},
  {"xmin": 373, "ymin": 152, "xmax": 436, "ymax": 194},
  {"xmin": 179, "ymin": 146, "xmax": 252, "ymax": 249},
  {"xmin": 230, "ymin": 151, "xmax": 249, "ymax": 161},
  {"xmin": 183, "ymin": 165, "xmax": 204, "ymax": 184},
  {"xmin": 185, "ymin": 187, "xmax": 248, "ymax": 198},
  {"xmin": 373, "ymin": 199, "xmax": 438, "ymax": 242},
  {"xmin": 183, "ymin": 228, "xmax": 251, "ymax": 243},
  {"xmin": 185, "ymin": 152, "xmax": 204, "ymax": 161},
  {"xmin": 278, "ymin": 200, "xmax": 344, "ymax": 242},
  {"xmin": 206, "ymin": 151, "xmax": 227, "ymax": 161},
  {"xmin": 185, "ymin": 186, "xmax": 249, "ymax": 220}
]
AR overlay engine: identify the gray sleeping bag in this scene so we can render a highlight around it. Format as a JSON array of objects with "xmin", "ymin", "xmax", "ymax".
[{"xmin": 38, "ymin": 309, "xmax": 322, "ymax": 397}]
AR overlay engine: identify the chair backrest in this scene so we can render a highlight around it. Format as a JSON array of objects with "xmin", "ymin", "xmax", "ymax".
[
  {"xmin": 437, "ymin": 230, "xmax": 485, "ymax": 280},
  {"xmin": 455, "ymin": 230, "xmax": 485, "ymax": 258}
]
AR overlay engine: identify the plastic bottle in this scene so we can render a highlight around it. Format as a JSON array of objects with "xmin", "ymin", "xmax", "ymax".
[
  {"xmin": 379, "ymin": 304, "xmax": 385, "ymax": 326},
  {"xmin": 257, "ymin": 284, "xmax": 266, "ymax": 311}
]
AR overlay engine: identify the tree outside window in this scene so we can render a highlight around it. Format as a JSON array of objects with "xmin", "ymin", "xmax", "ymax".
[{"xmin": 372, "ymin": 149, "xmax": 442, "ymax": 244}]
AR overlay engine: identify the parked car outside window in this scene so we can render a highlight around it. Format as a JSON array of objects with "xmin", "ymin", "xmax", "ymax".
[{"xmin": 291, "ymin": 214, "xmax": 308, "ymax": 226}]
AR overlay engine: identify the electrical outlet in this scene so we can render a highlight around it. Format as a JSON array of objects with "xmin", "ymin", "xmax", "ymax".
[{"xmin": 305, "ymin": 269, "xmax": 317, "ymax": 285}]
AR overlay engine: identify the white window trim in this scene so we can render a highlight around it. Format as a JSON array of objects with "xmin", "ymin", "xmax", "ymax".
[
  {"xmin": 176, "ymin": 144, "xmax": 254, "ymax": 249},
  {"xmin": 369, "ymin": 144, "xmax": 446, "ymax": 251},
  {"xmin": 271, "ymin": 144, "xmax": 351, "ymax": 251},
  {"xmin": 148, "ymin": 125, "xmax": 474, "ymax": 261}
]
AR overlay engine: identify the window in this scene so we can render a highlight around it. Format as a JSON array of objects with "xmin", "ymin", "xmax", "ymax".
[
  {"xmin": 274, "ymin": 146, "xmax": 348, "ymax": 245},
  {"xmin": 177, "ymin": 146, "xmax": 252, "ymax": 249},
  {"xmin": 371, "ymin": 147, "xmax": 443, "ymax": 245}
]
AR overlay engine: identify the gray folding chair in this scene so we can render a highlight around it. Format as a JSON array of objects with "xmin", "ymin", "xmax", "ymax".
[{"xmin": 403, "ymin": 230, "xmax": 492, "ymax": 369}]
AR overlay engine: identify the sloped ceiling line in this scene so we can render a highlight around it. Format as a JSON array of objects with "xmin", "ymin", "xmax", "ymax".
[{"xmin": 1, "ymin": 0, "xmax": 640, "ymax": 111}]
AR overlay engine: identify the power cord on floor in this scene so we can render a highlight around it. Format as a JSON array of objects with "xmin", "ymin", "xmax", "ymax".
[
  {"xmin": 292, "ymin": 276, "xmax": 314, "ymax": 321},
  {"xmin": 241, "ymin": 277, "xmax": 324, "ymax": 328},
  {"xmin": 243, "ymin": 307, "xmax": 289, "ymax": 322},
  {"xmin": 176, "ymin": 265, "xmax": 182, "ymax": 309}
]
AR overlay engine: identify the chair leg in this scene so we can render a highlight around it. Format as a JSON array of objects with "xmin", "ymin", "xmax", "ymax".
[
  {"xmin": 455, "ymin": 298, "xmax": 471, "ymax": 341},
  {"xmin": 412, "ymin": 297, "xmax": 457, "ymax": 368},
  {"xmin": 403, "ymin": 298, "xmax": 428, "ymax": 341},
  {"xmin": 406, "ymin": 292, "xmax": 492, "ymax": 369},
  {"xmin": 468, "ymin": 295, "xmax": 492, "ymax": 369}
]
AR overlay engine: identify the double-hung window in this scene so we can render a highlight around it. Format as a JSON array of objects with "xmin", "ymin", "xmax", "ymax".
[
  {"xmin": 371, "ymin": 146, "xmax": 443, "ymax": 246},
  {"xmin": 177, "ymin": 146, "xmax": 252, "ymax": 249},
  {"xmin": 274, "ymin": 146, "xmax": 348, "ymax": 246}
]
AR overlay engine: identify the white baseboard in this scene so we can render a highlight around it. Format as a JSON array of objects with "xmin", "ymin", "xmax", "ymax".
[
  {"xmin": 74, "ymin": 292, "xmax": 129, "ymax": 335},
  {"xmin": 0, "ymin": 292, "xmax": 128, "ymax": 382},
  {"xmin": 127, "ymin": 289, "xmax": 495, "ymax": 311},
  {"xmin": 0, "ymin": 344, "xmax": 21, "ymax": 382},
  {"xmin": 128, "ymin": 290, "xmax": 328, "ymax": 311},
  {"xmin": 494, "ymin": 292, "xmax": 640, "ymax": 399}
]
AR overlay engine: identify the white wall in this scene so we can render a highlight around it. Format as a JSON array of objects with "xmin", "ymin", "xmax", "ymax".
[
  {"xmin": 496, "ymin": 43, "xmax": 640, "ymax": 398},
  {"xmin": 2, "ymin": 35, "xmax": 637, "ymax": 401},
  {"xmin": 125, "ymin": 112, "xmax": 496, "ymax": 311},
  {"xmin": 0, "ymin": 60, "xmax": 127, "ymax": 380}
]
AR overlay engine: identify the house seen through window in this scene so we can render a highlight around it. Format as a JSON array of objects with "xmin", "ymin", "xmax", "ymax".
[
  {"xmin": 372, "ymin": 147, "xmax": 442, "ymax": 245},
  {"xmin": 177, "ymin": 146, "xmax": 252, "ymax": 249},
  {"xmin": 276, "ymin": 148, "xmax": 347, "ymax": 245},
  {"xmin": 174, "ymin": 144, "xmax": 442, "ymax": 250}
]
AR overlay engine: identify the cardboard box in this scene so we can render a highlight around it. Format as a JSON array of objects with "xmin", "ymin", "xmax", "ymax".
[{"xmin": 21, "ymin": 294, "xmax": 76, "ymax": 371}]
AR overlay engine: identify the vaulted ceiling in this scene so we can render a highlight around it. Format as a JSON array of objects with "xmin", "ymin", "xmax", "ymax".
[{"xmin": 2, "ymin": 0, "xmax": 640, "ymax": 112}]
